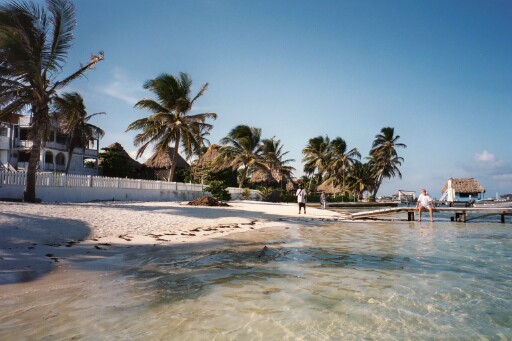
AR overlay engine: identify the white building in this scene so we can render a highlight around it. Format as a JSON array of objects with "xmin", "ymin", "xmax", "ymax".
[{"xmin": 0, "ymin": 116, "xmax": 100, "ymax": 175}]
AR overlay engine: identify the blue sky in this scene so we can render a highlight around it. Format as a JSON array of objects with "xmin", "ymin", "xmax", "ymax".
[{"xmin": 48, "ymin": 0, "xmax": 511, "ymax": 197}]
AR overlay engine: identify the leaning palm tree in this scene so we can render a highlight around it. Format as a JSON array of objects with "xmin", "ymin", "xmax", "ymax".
[
  {"xmin": 218, "ymin": 125, "xmax": 267, "ymax": 188},
  {"xmin": 53, "ymin": 92, "xmax": 105, "ymax": 174},
  {"xmin": 261, "ymin": 137, "xmax": 295, "ymax": 186},
  {"xmin": 302, "ymin": 135, "xmax": 331, "ymax": 181},
  {"xmin": 126, "ymin": 73, "xmax": 216, "ymax": 182},
  {"xmin": 0, "ymin": 0, "xmax": 104, "ymax": 202},
  {"xmin": 327, "ymin": 137, "xmax": 361, "ymax": 197},
  {"xmin": 368, "ymin": 127, "xmax": 407, "ymax": 199}
]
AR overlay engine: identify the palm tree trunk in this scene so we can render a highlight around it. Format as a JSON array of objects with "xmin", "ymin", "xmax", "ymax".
[
  {"xmin": 371, "ymin": 175, "xmax": 383, "ymax": 201},
  {"xmin": 23, "ymin": 137, "xmax": 42, "ymax": 202},
  {"xmin": 239, "ymin": 166, "xmax": 248, "ymax": 188},
  {"xmin": 65, "ymin": 144, "xmax": 75, "ymax": 174},
  {"xmin": 168, "ymin": 134, "xmax": 181, "ymax": 182}
]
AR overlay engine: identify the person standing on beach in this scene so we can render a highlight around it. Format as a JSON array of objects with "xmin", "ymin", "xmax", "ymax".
[
  {"xmin": 296, "ymin": 184, "xmax": 307, "ymax": 214},
  {"xmin": 320, "ymin": 191, "xmax": 327, "ymax": 209},
  {"xmin": 416, "ymin": 188, "xmax": 434, "ymax": 222}
]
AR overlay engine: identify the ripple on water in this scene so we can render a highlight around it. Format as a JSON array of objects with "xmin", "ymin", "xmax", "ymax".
[{"xmin": 1, "ymin": 221, "xmax": 511, "ymax": 340}]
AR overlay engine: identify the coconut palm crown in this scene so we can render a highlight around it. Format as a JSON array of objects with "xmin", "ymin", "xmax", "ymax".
[
  {"xmin": 302, "ymin": 135, "xmax": 331, "ymax": 179},
  {"xmin": 0, "ymin": 0, "xmax": 104, "ymax": 201},
  {"xmin": 53, "ymin": 92, "xmax": 105, "ymax": 173},
  {"xmin": 368, "ymin": 127, "xmax": 407, "ymax": 199},
  {"xmin": 328, "ymin": 137, "xmax": 361, "ymax": 194},
  {"xmin": 261, "ymin": 137, "xmax": 295, "ymax": 180},
  {"xmin": 218, "ymin": 125, "xmax": 267, "ymax": 188},
  {"xmin": 127, "ymin": 72, "xmax": 217, "ymax": 182}
]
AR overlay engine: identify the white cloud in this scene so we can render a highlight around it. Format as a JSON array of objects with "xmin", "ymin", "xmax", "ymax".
[
  {"xmin": 101, "ymin": 68, "xmax": 143, "ymax": 105},
  {"xmin": 473, "ymin": 150, "xmax": 502, "ymax": 168}
]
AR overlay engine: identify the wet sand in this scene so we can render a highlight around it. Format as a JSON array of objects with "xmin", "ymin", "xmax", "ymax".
[{"xmin": 0, "ymin": 200, "xmax": 348, "ymax": 285}]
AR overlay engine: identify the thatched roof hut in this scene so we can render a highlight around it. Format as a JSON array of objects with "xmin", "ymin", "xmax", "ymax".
[
  {"xmin": 100, "ymin": 142, "xmax": 143, "ymax": 170},
  {"xmin": 286, "ymin": 178, "xmax": 299, "ymax": 191},
  {"xmin": 248, "ymin": 167, "xmax": 295, "ymax": 190},
  {"xmin": 248, "ymin": 168, "xmax": 274, "ymax": 184},
  {"xmin": 193, "ymin": 144, "xmax": 223, "ymax": 168},
  {"xmin": 440, "ymin": 178, "xmax": 485, "ymax": 194},
  {"xmin": 316, "ymin": 178, "xmax": 342, "ymax": 194},
  {"xmin": 144, "ymin": 148, "xmax": 190, "ymax": 170}
]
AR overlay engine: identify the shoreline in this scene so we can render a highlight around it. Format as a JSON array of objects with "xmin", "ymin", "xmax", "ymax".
[{"xmin": 0, "ymin": 200, "xmax": 349, "ymax": 285}]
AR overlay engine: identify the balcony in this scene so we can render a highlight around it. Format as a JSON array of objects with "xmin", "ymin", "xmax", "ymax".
[
  {"xmin": 45, "ymin": 141, "xmax": 68, "ymax": 151},
  {"xmin": 14, "ymin": 140, "xmax": 32, "ymax": 148}
]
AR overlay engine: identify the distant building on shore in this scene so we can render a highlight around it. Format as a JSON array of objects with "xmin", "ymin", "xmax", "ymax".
[
  {"xmin": 0, "ymin": 116, "xmax": 101, "ymax": 175},
  {"xmin": 500, "ymin": 193, "xmax": 512, "ymax": 200},
  {"xmin": 440, "ymin": 178, "xmax": 485, "ymax": 202}
]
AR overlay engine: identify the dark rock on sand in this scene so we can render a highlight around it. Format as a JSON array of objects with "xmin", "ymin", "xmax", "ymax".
[
  {"xmin": 188, "ymin": 196, "xmax": 230, "ymax": 207},
  {"xmin": 257, "ymin": 246, "xmax": 269, "ymax": 258}
]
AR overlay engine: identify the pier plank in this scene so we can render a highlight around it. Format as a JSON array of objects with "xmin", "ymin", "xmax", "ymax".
[{"xmin": 350, "ymin": 207, "xmax": 512, "ymax": 223}]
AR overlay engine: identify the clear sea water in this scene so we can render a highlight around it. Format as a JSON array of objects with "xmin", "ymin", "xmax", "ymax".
[{"xmin": 1, "ymin": 213, "xmax": 511, "ymax": 340}]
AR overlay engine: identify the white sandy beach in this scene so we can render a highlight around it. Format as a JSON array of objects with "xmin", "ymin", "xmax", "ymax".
[{"xmin": 0, "ymin": 200, "xmax": 349, "ymax": 285}]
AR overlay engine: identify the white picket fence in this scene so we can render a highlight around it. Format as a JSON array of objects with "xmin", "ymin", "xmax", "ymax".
[
  {"xmin": 0, "ymin": 171, "xmax": 259, "ymax": 202},
  {"xmin": 0, "ymin": 171, "xmax": 205, "ymax": 190}
]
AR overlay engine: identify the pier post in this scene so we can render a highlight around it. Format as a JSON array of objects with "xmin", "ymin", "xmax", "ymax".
[
  {"xmin": 501, "ymin": 214, "xmax": 505, "ymax": 223},
  {"xmin": 455, "ymin": 212, "xmax": 466, "ymax": 223},
  {"xmin": 455, "ymin": 212, "xmax": 467, "ymax": 222},
  {"xmin": 407, "ymin": 212, "xmax": 414, "ymax": 221}
]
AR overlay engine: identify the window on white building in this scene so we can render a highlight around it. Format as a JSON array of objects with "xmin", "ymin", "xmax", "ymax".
[{"xmin": 84, "ymin": 157, "xmax": 97, "ymax": 168}]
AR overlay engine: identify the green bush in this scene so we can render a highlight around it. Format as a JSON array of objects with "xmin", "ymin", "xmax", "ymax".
[
  {"xmin": 281, "ymin": 191, "xmax": 296, "ymax": 203},
  {"xmin": 240, "ymin": 187, "xmax": 251, "ymax": 200},
  {"xmin": 204, "ymin": 180, "xmax": 231, "ymax": 201}
]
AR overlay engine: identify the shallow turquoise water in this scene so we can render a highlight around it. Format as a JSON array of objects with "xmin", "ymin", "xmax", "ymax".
[{"xmin": 1, "ymin": 219, "xmax": 512, "ymax": 340}]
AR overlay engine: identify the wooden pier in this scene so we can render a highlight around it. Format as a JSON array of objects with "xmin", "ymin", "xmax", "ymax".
[{"xmin": 350, "ymin": 206, "xmax": 512, "ymax": 223}]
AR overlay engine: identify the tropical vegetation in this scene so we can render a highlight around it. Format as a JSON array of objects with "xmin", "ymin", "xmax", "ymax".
[
  {"xmin": 0, "ymin": 0, "xmax": 104, "ymax": 201},
  {"xmin": 367, "ymin": 127, "xmax": 407, "ymax": 199},
  {"xmin": 126, "ymin": 73, "xmax": 216, "ymax": 182},
  {"xmin": 301, "ymin": 127, "xmax": 406, "ymax": 201},
  {"xmin": 53, "ymin": 92, "xmax": 105, "ymax": 173},
  {"xmin": 217, "ymin": 125, "xmax": 268, "ymax": 188}
]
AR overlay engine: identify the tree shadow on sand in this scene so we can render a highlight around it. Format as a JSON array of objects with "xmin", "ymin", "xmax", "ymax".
[
  {"xmin": 53, "ymin": 201, "xmax": 331, "ymax": 222},
  {"xmin": 0, "ymin": 212, "xmax": 92, "ymax": 284}
]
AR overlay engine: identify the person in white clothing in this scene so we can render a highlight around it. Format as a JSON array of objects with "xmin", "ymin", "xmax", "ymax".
[
  {"xmin": 296, "ymin": 184, "xmax": 307, "ymax": 214},
  {"xmin": 416, "ymin": 188, "xmax": 434, "ymax": 222},
  {"xmin": 320, "ymin": 191, "xmax": 327, "ymax": 209}
]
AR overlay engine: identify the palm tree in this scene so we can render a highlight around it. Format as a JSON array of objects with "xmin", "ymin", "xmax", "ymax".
[
  {"xmin": 53, "ymin": 92, "xmax": 105, "ymax": 174},
  {"xmin": 126, "ymin": 73, "xmax": 216, "ymax": 182},
  {"xmin": 346, "ymin": 161, "xmax": 374, "ymax": 201},
  {"xmin": 368, "ymin": 127, "xmax": 407, "ymax": 200},
  {"xmin": 261, "ymin": 137, "xmax": 295, "ymax": 187},
  {"xmin": 328, "ymin": 137, "xmax": 361, "ymax": 197},
  {"xmin": 0, "ymin": 0, "xmax": 104, "ymax": 202},
  {"xmin": 218, "ymin": 125, "xmax": 267, "ymax": 188},
  {"xmin": 302, "ymin": 135, "xmax": 331, "ymax": 181}
]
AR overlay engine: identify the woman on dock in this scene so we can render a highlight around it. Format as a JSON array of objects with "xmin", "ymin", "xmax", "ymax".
[{"xmin": 417, "ymin": 188, "xmax": 434, "ymax": 222}]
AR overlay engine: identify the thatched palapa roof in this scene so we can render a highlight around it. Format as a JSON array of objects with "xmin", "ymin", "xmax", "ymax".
[
  {"xmin": 316, "ymin": 178, "xmax": 342, "ymax": 194},
  {"xmin": 193, "ymin": 144, "xmax": 222, "ymax": 168},
  {"xmin": 248, "ymin": 167, "xmax": 295, "ymax": 190},
  {"xmin": 441, "ymin": 178, "xmax": 485, "ymax": 194},
  {"xmin": 101, "ymin": 142, "xmax": 143, "ymax": 170},
  {"xmin": 248, "ymin": 168, "xmax": 275, "ymax": 184},
  {"xmin": 144, "ymin": 148, "xmax": 190, "ymax": 169}
]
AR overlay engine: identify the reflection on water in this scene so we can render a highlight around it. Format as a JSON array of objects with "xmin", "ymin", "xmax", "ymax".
[{"xmin": 1, "ymin": 221, "xmax": 512, "ymax": 340}]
